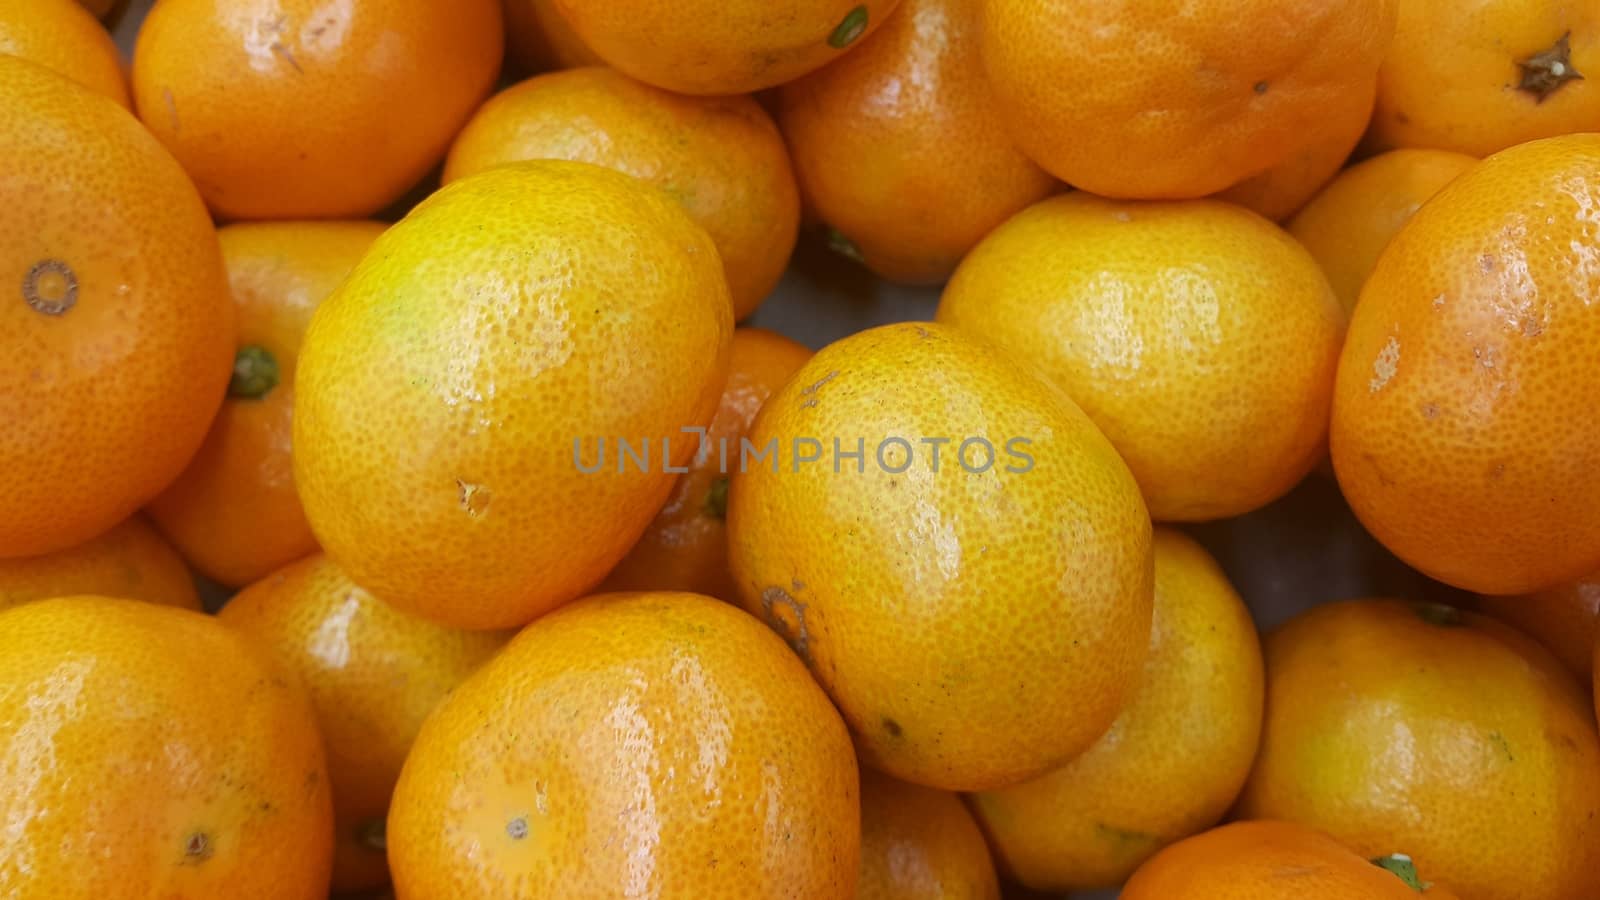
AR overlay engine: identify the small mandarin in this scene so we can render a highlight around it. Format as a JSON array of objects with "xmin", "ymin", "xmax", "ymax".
[
  {"xmin": 0, "ymin": 515, "xmax": 199, "ymax": 613},
  {"xmin": 0, "ymin": 0, "xmax": 128, "ymax": 107}
]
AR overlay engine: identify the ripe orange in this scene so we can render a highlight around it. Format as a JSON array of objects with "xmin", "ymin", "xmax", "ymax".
[
  {"xmin": 502, "ymin": 0, "xmax": 601, "ymax": 73},
  {"xmin": 147, "ymin": 222, "xmax": 385, "ymax": 588},
  {"xmin": 1213, "ymin": 90, "xmax": 1372, "ymax": 222},
  {"xmin": 1288, "ymin": 149, "xmax": 1477, "ymax": 312},
  {"xmin": 938, "ymin": 194, "xmax": 1345, "ymax": 522},
  {"xmin": 0, "ymin": 57, "xmax": 233, "ymax": 560},
  {"xmin": 131, "ymin": 0, "xmax": 503, "ymax": 219},
  {"xmin": 728, "ymin": 322, "xmax": 1153, "ymax": 791},
  {"xmin": 969, "ymin": 528, "xmax": 1263, "ymax": 891},
  {"xmin": 600, "ymin": 328, "xmax": 812, "ymax": 601},
  {"xmin": 0, "ymin": 596, "xmax": 334, "ymax": 898},
  {"xmin": 1122, "ymin": 820, "xmax": 1453, "ymax": 900},
  {"xmin": 551, "ymin": 0, "xmax": 904, "ymax": 95},
  {"xmin": 387, "ymin": 592, "xmax": 859, "ymax": 898},
  {"xmin": 0, "ymin": 0, "xmax": 128, "ymax": 108},
  {"xmin": 1331, "ymin": 134, "xmax": 1600, "ymax": 594},
  {"xmin": 294, "ymin": 161, "xmax": 733, "ymax": 630},
  {"xmin": 979, "ymin": 0, "xmax": 1396, "ymax": 198},
  {"xmin": 858, "ymin": 770, "xmax": 999, "ymax": 900},
  {"xmin": 445, "ymin": 66, "xmax": 799, "ymax": 320},
  {"xmin": 1368, "ymin": 2, "xmax": 1599, "ymax": 157},
  {"xmin": 1476, "ymin": 573, "xmax": 1600, "ymax": 684},
  {"xmin": 0, "ymin": 515, "xmax": 199, "ymax": 613},
  {"xmin": 775, "ymin": 0, "xmax": 1056, "ymax": 284},
  {"xmin": 1239, "ymin": 598, "xmax": 1600, "ymax": 900},
  {"xmin": 220, "ymin": 554, "xmax": 509, "ymax": 893}
]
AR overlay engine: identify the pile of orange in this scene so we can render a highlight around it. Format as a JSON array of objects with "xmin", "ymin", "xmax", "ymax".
[{"xmin": 2, "ymin": 1, "xmax": 1598, "ymax": 898}]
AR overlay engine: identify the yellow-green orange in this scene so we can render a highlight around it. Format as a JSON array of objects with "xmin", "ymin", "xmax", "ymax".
[
  {"xmin": 970, "ymin": 529, "xmax": 1263, "ymax": 891},
  {"xmin": 939, "ymin": 194, "xmax": 1344, "ymax": 522},
  {"xmin": 728, "ymin": 322, "xmax": 1153, "ymax": 791},
  {"xmin": 294, "ymin": 161, "xmax": 733, "ymax": 630}
]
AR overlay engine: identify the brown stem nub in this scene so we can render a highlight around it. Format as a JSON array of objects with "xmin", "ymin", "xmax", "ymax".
[
  {"xmin": 22, "ymin": 259, "xmax": 78, "ymax": 316},
  {"xmin": 1518, "ymin": 32, "xmax": 1584, "ymax": 103}
]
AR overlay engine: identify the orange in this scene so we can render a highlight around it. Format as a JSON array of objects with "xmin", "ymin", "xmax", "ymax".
[
  {"xmin": 0, "ymin": 57, "xmax": 233, "ymax": 560},
  {"xmin": 77, "ymin": 0, "xmax": 118, "ymax": 17},
  {"xmin": 938, "ymin": 194, "xmax": 1345, "ymax": 522},
  {"xmin": 1331, "ymin": 134, "xmax": 1600, "ymax": 594},
  {"xmin": 502, "ymin": 0, "xmax": 601, "ymax": 73},
  {"xmin": 294, "ymin": 161, "xmax": 733, "ymax": 630},
  {"xmin": 1238, "ymin": 598, "xmax": 1600, "ymax": 900},
  {"xmin": 220, "ymin": 554, "xmax": 509, "ymax": 893},
  {"xmin": 600, "ymin": 328, "xmax": 812, "ymax": 601},
  {"xmin": 1122, "ymin": 820, "xmax": 1453, "ymax": 900},
  {"xmin": 445, "ymin": 66, "xmax": 799, "ymax": 320},
  {"xmin": 0, "ymin": 515, "xmax": 199, "ymax": 613},
  {"xmin": 0, "ymin": 0, "xmax": 128, "ymax": 107},
  {"xmin": 969, "ymin": 528, "xmax": 1263, "ymax": 892},
  {"xmin": 1476, "ymin": 573, "xmax": 1600, "ymax": 683},
  {"xmin": 1213, "ymin": 90, "xmax": 1372, "ymax": 222},
  {"xmin": 1288, "ymin": 149, "xmax": 1477, "ymax": 312},
  {"xmin": 979, "ymin": 0, "xmax": 1396, "ymax": 199},
  {"xmin": 551, "ymin": 0, "xmax": 904, "ymax": 95},
  {"xmin": 131, "ymin": 0, "xmax": 503, "ymax": 220},
  {"xmin": 146, "ymin": 221, "xmax": 385, "ymax": 588},
  {"xmin": 387, "ymin": 592, "xmax": 859, "ymax": 898},
  {"xmin": 858, "ymin": 770, "xmax": 999, "ymax": 900},
  {"xmin": 728, "ymin": 322, "xmax": 1153, "ymax": 791},
  {"xmin": 0, "ymin": 596, "xmax": 334, "ymax": 898},
  {"xmin": 775, "ymin": 0, "xmax": 1057, "ymax": 284},
  {"xmin": 1368, "ymin": 2, "xmax": 1600, "ymax": 157}
]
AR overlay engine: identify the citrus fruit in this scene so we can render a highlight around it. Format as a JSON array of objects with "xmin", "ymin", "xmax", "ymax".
[
  {"xmin": 294, "ymin": 161, "xmax": 733, "ymax": 630},
  {"xmin": 0, "ymin": 56, "xmax": 233, "ymax": 560},
  {"xmin": 551, "ymin": 0, "xmax": 904, "ymax": 95},
  {"xmin": 938, "ymin": 194, "xmax": 1345, "ymax": 522},
  {"xmin": 1213, "ymin": 90, "xmax": 1372, "ymax": 222},
  {"xmin": 1331, "ymin": 134, "xmax": 1600, "ymax": 594},
  {"xmin": 220, "ymin": 554, "xmax": 510, "ymax": 893},
  {"xmin": 858, "ymin": 770, "xmax": 999, "ymax": 900},
  {"xmin": 600, "ymin": 327, "xmax": 812, "ymax": 601},
  {"xmin": 1238, "ymin": 598, "xmax": 1600, "ymax": 900},
  {"xmin": 0, "ymin": 0, "xmax": 128, "ymax": 107},
  {"xmin": 978, "ymin": 0, "xmax": 1397, "ymax": 198},
  {"xmin": 131, "ymin": 0, "xmax": 503, "ymax": 219},
  {"xmin": 1476, "ymin": 573, "xmax": 1600, "ymax": 684},
  {"xmin": 1288, "ymin": 149, "xmax": 1477, "ymax": 312},
  {"xmin": 0, "ymin": 514, "xmax": 199, "ymax": 613},
  {"xmin": 775, "ymin": 0, "xmax": 1056, "ymax": 284},
  {"xmin": 147, "ymin": 221, "xmax": 386, "ymax": 588},
  {"xmin": 1121, "ymin": 820, "xmax": 1453, "ymax": 900},
  {"xmin": 503, "ymin": 0, "xmax": 601, "ymax": 72},
  {"xmin": 969, "ymin": 528, "xmax": 1264, "ymax": 891},
  {"xmin": 77, "ymin": 0, "xmax": 117, "ymax": 18},
  {"xmin": 445, "ymin": 66, "xmax": 799, "ymax": 320},
  {"xmin": 1368, "ymin": 2, "xmax": 1599, "ymax": 157},
  {"xmin": 728, "ymin": 322, "xmax": 1153, "ymax": 791},
  {"xmin": 387, "ymin": 591, "xmax": 859, "ymax": 898},
  {"xmin": 0, "ymin": 596, "xmax": 334, "ymax": 899}
]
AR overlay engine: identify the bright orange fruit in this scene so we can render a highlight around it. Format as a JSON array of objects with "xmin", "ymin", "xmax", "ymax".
[
  {"xmin": 0, "ymin": 0, "xmax": 128, "ymax": 107},
  {"xmin": 600, "ymin": 328, "xmax": 812, "ymax": 601},
  {"xmin": 858, "ymin": 770, "xmax": 999, "ymax": 900},
  {"xmin": 1288, "ymin": 149, "xmax": 1477, "ymax": 312},
  {"xmin": 551, "ymin": 0, "xmax": 904, "ymax": 94},
  {"xmin": 387, "ymin": 592, "xmax": 859, "ymax": 898},
  {"xmin": 1213, "ymin": 91, "xmax": 1372, "ymax": 222},
  {"xmin": 0, "ymin": 56, "xmax": 233, "ymax": 560},
  {"xmin": 294, "ymin": 161, "xmax": 733, "ymax": 630},
  {"xmin": 146, "ymin": 221, "xmax": 385, "ymax": 588},
  {"xmin": 776, "ymin": 0, "xmax": 1057, "ymax": 284},
  {"xmin": 502, "ymin": 0, "xmax": 601, "ymax": 73},
  {"xmin": 1331, "ymin": 134, "xmax": 1600, "ymax": 594},
  {"xmin": 1477, "ymin": 573, "xmax": 1600, "ymax": 684},
  {"xmin": 728, "ymin": 322, "xmax": 1153, "ymax": 791},
  {"xmin": 1239, "ymin": 599, "xmax": 1600, "ymax": 900},
  {"xmin": 0, "ymin": 596, "xmax": 334, "ymax": 898},
  {"xmin": 0, "ymin": 515, "xmax": 199, "ymax": 613},
  {"xmin": 220, "ymin": 554, "xmax": 509, "ymax": 893},
  {"xmin": 131, "ymin": 0, "xmax": 503, "ymax": 219},
  {"xmin": 445, "ymin": 66, "xmax": 799, "ymax": 320},
  {"xmin": 979, "ymin": 0, "xmax": 1396, "ymax": 198}
]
